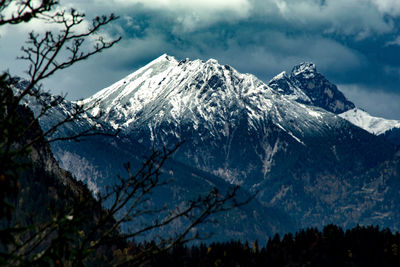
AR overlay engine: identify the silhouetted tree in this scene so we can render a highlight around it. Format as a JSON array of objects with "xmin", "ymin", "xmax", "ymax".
[
  {"xmin": 0, "ymin": 2, "xmax": 249, "ymax": 266},
  {"xmin": 0, "ymin": 0, "xmax": 120, "ymax": 222}
]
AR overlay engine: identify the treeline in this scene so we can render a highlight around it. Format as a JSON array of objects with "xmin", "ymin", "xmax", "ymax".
[{"xmin": 129, "ymin": 224, "xmax": 400, "ymax": 266}]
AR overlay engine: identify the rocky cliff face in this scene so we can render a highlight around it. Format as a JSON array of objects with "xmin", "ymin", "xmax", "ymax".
[
  {"xmin": 269, "ymin": 62, "xmax": 355, "ymax": 114},
  {"xmin": 268, "ymin": 63, "xmax": 400, "ymax": 144}
]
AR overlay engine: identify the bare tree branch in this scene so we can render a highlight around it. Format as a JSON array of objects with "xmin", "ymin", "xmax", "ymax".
[
  {"xmin": 0, "ymin": 0, "xmax": 57, "ymax": 25},
  {"xmin": 1, "ymin": 2, "xmax": 255, "ymax": 266},
  {"xmin": 0, "ymin": 3, "xmax": 122, "ymax": 265}
]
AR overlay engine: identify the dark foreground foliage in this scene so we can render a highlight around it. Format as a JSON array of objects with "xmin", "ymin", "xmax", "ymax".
[{"xmin": 140, "ymin": 224, "xmax": 400, "ymax": 267}]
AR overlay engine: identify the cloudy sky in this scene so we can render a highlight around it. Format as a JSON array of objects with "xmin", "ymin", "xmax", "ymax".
[{"xmin": 1, "ymin": 0, "xmax": 400, "ymax": 119}]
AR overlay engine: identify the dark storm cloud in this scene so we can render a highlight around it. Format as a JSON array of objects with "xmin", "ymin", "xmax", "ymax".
[
  {"xmin": 102, "ymin": 4, "xmax": 365, "ymax": 79},
  {"xmin": 1, "ymin": 0, "xmax": 400, "ymax": 118}
]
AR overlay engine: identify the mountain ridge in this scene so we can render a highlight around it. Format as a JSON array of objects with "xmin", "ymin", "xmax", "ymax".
[
  {"xmin": 74, "ymin": 54, "xmax": 391, "ymax": 188},
  {"xmin": 340, "ymin": 108, "xmax": 400, "ymax": 139},
  {"xmin": 21, "ymin": 54, "xmax": 400, "ymax": 240}
]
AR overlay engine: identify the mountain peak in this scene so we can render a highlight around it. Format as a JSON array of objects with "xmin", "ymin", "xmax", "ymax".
[
  {"xmin": 290, "ymin": 62, "xmax": 355, "ymax": 114},
  {"xmin": 206, "ymin": 58, "xmax": 220, "ymax": 65},
  {"xmin": 270, "ymin": 71, "xmax": 288, "ymax": 82},
  {"xmin": 151, "ymin": 53, "xmax": 177, "ymax": 64},
  {"xmin": 291, "ymin": 62, "xmax": 317, "ymax": 78},
  {"xmin": 267, "ymin": 62, "xmax": 355, "ymax": 114}
]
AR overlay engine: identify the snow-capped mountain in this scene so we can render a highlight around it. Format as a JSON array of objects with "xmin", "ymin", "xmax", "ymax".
[
  {"xmin": 79, "ymin": 55, "xmax": 353, "ymax": 147},
  {"xmin": 78, "ymin": 54, "xmax": 389, "ymax": 188},
  {"xmin": 268, "ymin": 62, "xmax": 355, "ymax": 114},
  {"xmin": 340, "ymin": 108, "xmax": 400, "ymax": 135},
  {"xmin": 61, "ymin": 54, "xmax": 398, "ymax": 229},
  {"xmin": 81, "ymin": 54, "xmax": 334, "ymax": 138},
  {"xmin": 26, "ymin": 54, "xmax": 400, "ymax": 239},
  {"xmin": 339, "ymin": 108, "xmax": 400, "ymax": 145},
  {"xmin": 268, "ymin": 63, "xmax": 400, "ymax": 144}
]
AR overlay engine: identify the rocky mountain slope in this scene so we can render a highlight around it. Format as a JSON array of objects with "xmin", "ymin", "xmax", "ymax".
[
  {"xmin": 78, "ymin": 55, "xmax": 393, "ymax": 186},
  {"xmin": 267, "ymin": 64, "xmax": 400, "ymax": 144},
  {"xmin": 268, "ymin": 62, "xmax": 355, "ymax": 114},
  {"xmin": 27, "ymin": 54, "xmax": 400, "ymax": 239},
  {"xmin": 0, "ymin": 104, "xmax": 119, "ymax": 264}
]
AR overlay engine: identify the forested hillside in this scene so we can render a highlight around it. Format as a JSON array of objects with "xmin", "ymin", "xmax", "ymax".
[{"xmin": 143, "ymin": 225, "xmax": 400, "ymax": 267}]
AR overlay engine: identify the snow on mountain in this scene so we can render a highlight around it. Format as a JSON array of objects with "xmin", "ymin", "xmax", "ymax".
[
  {"xmin": 80, "ymin": 53, "xmax": 277, "ymax": 129},
  {"xmin": 76, "ymin": 55, "xmax": 336, "ymax": 187},
  {"xmin": 339, "ymin": 108, "xmax": 400, "ymax": 135},
  {"xmin": 80, "ymin": 54, "xmax": 339, "ymax": 145},
  {"xmin": 268, "ymin": 71, "xmax": 311, "ymax": 103},
  {"xmin": 81, "ymin": 54, "xmax": 394, "ymax": 143}
]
